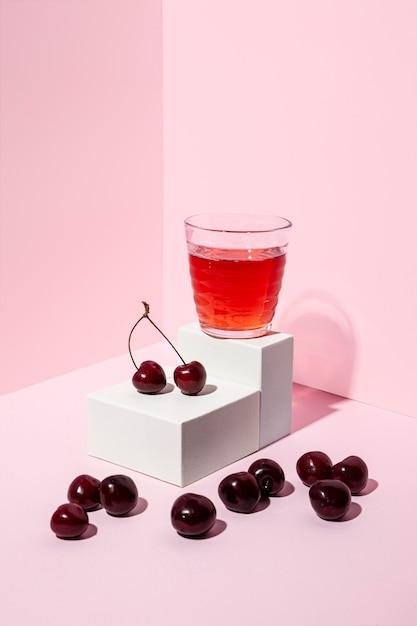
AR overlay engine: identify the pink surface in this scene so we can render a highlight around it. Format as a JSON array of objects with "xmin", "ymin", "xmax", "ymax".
[
  {"xmin": 0, "ymin": 0, "xmax": 163, "ymax": 394},
  {"xmin": 1, "ymin": 348, "xmax": 416, "ymax": 626},
  {"xmin": 162, "ymin": 1, "xmax": 417, "ymax": 417}
]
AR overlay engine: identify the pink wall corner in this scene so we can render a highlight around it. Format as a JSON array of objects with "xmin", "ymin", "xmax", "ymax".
[
  {"xmin": 0, "ymin": 0, "xmax": 164, "ymax": 394},
  {"xmin": 2, "ymin": 0, "xmax": 417, "ymax": 419},
  {"xmin": 162, "ymin": 1, "xmax": 417, "ymax": 417}
]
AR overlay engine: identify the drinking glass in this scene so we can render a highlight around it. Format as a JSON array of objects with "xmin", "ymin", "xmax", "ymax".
[{"xmin": 184, "ymin": 213, "xmax": 292, "ymax": 339}]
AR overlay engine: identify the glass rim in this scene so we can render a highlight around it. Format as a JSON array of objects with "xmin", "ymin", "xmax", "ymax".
[{"xmin": 184, "ymin": 212, "xmax": 292, "ymax": 234}]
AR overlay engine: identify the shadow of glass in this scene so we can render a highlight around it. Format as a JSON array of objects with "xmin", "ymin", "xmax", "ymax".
[{"xmin": 279, "ymin": 290, "xmax": 358, "ymax": 408}]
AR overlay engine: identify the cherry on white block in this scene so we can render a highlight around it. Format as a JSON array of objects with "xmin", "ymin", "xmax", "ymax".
[
  {"xmin": 88, "ymin": 324, "xmax": 293, "ymax": 486},
  {"xmin": 88, "ymin": 372, "xmax": 260, "ymax": 487}
]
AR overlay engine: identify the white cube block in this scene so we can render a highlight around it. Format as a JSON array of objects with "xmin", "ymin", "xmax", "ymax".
[
  {"xmin": 88, "ymin": 372, "xmax": 260, "ymax": 487},
  {"xmin": 178, "ymin": 323, "xmax": 293, "ymax": 448}
]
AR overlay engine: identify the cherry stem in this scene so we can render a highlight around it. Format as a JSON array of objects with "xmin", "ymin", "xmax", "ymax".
[
  {"xmin": 128, "ymin": 301, "xmax": 186, "ymax": 370},
  {"xmin": 128, "ymin": 314, "xmax": 145, "ymax": 370}
]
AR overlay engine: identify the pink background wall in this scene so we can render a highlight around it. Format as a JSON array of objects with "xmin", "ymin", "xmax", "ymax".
[
  {"xmin": 0, "ymin": 0, "xmax": 163, "ymax": 394},
  {"xmin": 1, "ymin": 1, "xmax": 417, "ymax": 418},
  {"xmin": 162, "ymin": 1, "xmax": 417, "ymax": 418}
]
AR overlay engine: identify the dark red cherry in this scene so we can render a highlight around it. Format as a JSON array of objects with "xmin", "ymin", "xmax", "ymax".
[
  {"xmin": 50, "ymin": 503, "xmax": 89, "ymax": 538},
  {"xmin": 296, "ymin": 451, "xmax": 333, "ymax": 486},
  {"xmin": 174, "ymin": 361, "xmax": 207, "ymax": 395},
  {"xmin": 132, "ymin": 360, "xmax": 166, "ymax": 394},
  {"xmin": 67, "ymin": 474, "xmax": 101, "ymax": 511},
  {"xmin": 309, "ymin": 479, "xmax": 352, "ymax": 520},
  {"xmin": 218, "ymin": 471, "xmax": 261, "ymax": 513},
  {"xmin": 332, "ymin": 455, "xmax": 369, "ymax": 495},
  {"xmin": 171, "ymin": 493, "xmax": 216, "ymax": 537},
  {"xmin": 129, "ymin": 303, "xmax": 207, "ymax": 397},
  {"xmin": 99, "ymin": 474, "xmax": 138, "ymax": 516},
  {"xmin": 248, "ymin": 458, "xmax": 285, "ymax": 496}
]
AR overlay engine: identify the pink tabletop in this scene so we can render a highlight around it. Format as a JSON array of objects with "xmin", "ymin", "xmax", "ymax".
[{"xmin": 1, "ymin": 344, "xmax": 416, "ymax": 626}]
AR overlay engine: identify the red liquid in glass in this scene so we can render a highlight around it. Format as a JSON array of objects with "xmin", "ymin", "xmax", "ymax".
[{"xmin": 188, "ymin": 246, "xmax": 286, "ymax": 332}]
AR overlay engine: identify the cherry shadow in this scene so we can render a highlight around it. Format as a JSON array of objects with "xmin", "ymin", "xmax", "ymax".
[
  {"xmin": 273, "ymin": 481, "xmax": 295, "ymax": 498},
  {"xmin": 355, "ymin": 478, "xmax": 378, "ymax": 496},
  {"xmin": 252, "ymin": 496, "xmax": 271, "ymax": 513},
  {"xmin": 80, "ymin": 523, "xmax": 98, "ymax": 538},
  {"xmin": 197, "ymin": 384, "xmax": 217, "ymax": 396},
  {"xmin": 106, "ymin": 497, "xmax": 148, "ymax": 518},
  {"xmin": 336, "ymin": 502, "xmax": 362, "ymax": 522},
  {"xmin": 146, "ymin": 383, "xmax": 218, "ymax": 396},
  {"xmin": 159, "ymin": 383, "xmax": 175, "ymax": 394},
  {"xmin": 87, "ymin": 503, "xmax": 103, "ymax": 512},
  {"xmin": 179, "ymin": 519, "xmax": 227, "ymax": 540},
  {"xmin": 134, "ymin": 383, "xmax": 175, "ymax": 395},
  {"xmin": 124, "ymin": 497, "xmax": 148, "ymax": 517},
  {"xmin": 58, "ymin": 523, "xmax": 98, "ymax": 540}
]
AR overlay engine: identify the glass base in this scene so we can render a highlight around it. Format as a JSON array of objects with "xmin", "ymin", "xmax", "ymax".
[{"xmin": 199, "ymin": 322, "xmax": 272, "ymax": 340}]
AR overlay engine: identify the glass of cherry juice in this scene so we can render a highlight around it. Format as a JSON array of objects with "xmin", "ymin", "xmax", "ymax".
[{"xmin": 184, "ymin": 213, "xmax": 292, "ymax": 339}]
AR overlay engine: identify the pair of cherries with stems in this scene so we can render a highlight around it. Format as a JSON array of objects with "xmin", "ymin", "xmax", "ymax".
[{"xmin": 128, "ymin": 302, "xmax": 207, "ymax": 396}]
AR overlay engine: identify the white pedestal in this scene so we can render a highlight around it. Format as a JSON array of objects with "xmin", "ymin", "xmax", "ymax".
[
  {"xmin": 87, "ymin": 324, "xmax": 293, "ymax": 486},
  {"xmin": 178, "ymin": 323, "xmax": 294, "ymax": 448}
]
